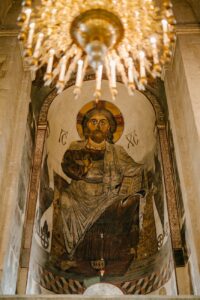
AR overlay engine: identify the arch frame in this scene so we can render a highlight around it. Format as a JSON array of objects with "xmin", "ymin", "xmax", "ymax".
[{"xmin": 21, "ymin": 76, "xmax": 183, "ymax": 291}]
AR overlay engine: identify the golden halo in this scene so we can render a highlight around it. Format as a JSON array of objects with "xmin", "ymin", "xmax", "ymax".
[{"xmin": 76, "ymin": 100, "xmax": 124, "ymax": 143}]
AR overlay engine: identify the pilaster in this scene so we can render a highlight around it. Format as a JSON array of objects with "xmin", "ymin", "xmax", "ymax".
[
  {"xmin": 0, "ymin": 30, "xmax": 32, "ymax": 293},
  {"xmin": 164, "ymin": 25, "xmax": 200, "ymax": 294}
]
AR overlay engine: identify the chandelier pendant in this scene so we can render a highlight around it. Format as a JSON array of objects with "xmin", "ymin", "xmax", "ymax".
[{"xmin": 17, "ymin": 0, "xmax": 176, "ymax": 100}]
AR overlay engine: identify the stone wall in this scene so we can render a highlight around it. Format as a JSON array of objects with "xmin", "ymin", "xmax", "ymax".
[
  {"xmin": 164, "ymin": 31, "xmax": 200, "ymax": 294},
  {"xmin": 187, "ymin": 0, "xmax": 200, "ymax": 21},
  {"xmin": 0, "ymin": 0, "xmax": 13, "ymax": 25},
  {"xmin": 0, "ymin": 34, "xmax": 31, "ymax": 293}
]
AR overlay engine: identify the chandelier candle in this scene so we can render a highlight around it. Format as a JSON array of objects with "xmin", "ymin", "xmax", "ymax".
[
  {"xmin": 46, "ymin": 49, "xmax": 54, "ymax": 75},
  {"xmin": 96, "ymin": 65, "xmax": 103, "ymax": 91},
  {"xmin": 75, "ymin": 60, "xmax": 84, "ymax": 88},
  {"xmin": 26, "ymin": 22, "xmax": 35, "ymax": 49},
  {"xmin": 17, "ymin": 0, "xmax": 176, "ymax": 100},
  {"xmin": 33, "ymin": 33, "xmax": 44, "ymax": 59}
]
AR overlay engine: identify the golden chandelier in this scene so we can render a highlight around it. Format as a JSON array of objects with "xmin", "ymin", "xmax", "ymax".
[{"xmin": 18, "ymin": 0, "xmax": 176, "ymax": 100}]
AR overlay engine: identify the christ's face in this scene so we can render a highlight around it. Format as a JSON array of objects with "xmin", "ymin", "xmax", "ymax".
[{"xmin": 87, "ymin": 113, "xmax": 110, "ymax": 143}]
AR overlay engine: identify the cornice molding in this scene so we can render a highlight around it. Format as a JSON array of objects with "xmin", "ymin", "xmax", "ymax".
[
  {"xmin": 0, "ymin": 29, "xmax": 18, "ymax": 37},
  {"xmin": 161, "ymin": 23, "xmax": 200, "ymax": 76},
  {"xmin": 175, "ymin": 23, "xmax": 200, "ymax": 34},
  {"xmin": 0, "ymin": 30, "xmax": 32, "ymax": 75}
]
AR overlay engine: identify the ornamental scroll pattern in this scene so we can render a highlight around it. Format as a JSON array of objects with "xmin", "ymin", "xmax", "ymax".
[
  {"xmin": 158, "ymin": 127, "xmax": 182, "ymax": 250},
  {"xmin": 22, "ymin": 127, "xmax": 46, "ymax": 256}
]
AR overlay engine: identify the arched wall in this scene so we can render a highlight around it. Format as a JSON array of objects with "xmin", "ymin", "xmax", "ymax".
[{"xmin": 21, "ymin": 78, "xmax": 182, "ymax": 295}]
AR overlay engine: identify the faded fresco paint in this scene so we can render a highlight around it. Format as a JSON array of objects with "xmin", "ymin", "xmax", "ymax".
[{"xmin": 28, "ymin": 81, "xmax": 176, "ymax": 295}]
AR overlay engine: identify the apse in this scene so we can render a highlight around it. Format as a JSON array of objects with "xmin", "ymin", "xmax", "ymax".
[{"xmin": 27, "ymin": 81, "xmax": 177, "ymax": 295}]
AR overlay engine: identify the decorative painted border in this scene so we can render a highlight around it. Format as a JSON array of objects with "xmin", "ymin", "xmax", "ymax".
[{"xmin": 32, "ymin": 256, "xmax": 173, "ymax": 295}]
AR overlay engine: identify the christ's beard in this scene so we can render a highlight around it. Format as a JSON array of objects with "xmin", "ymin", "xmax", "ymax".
[{"xmin": 89, "ymin": 130, "xmax": 107, "ymax": 144}]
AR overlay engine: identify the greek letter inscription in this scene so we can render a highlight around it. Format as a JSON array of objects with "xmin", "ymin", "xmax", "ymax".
[
  {"xmin": 126, "ymin": 131, "xmax": 139, "ymax": 149},
  {"xmin": 59, "ymin": 129, "xmax": 68, "ymax": 145}
]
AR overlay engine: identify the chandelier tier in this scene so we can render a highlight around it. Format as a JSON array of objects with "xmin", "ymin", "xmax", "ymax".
[{"xmin": 17, "ymin": 0, "xmax": 176, "ymax": 100}]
